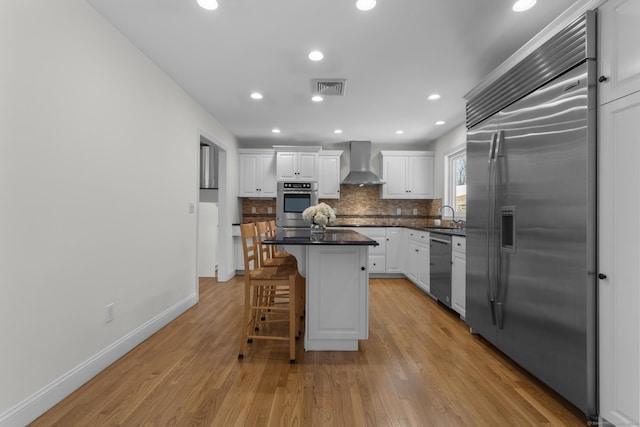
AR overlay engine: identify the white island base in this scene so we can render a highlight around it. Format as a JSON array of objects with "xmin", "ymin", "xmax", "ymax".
[{"xmin": 281, "ymin": 244, "xmax": 370, "ymax": 351}]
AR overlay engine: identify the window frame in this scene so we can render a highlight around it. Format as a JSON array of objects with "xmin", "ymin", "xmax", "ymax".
[{"xmin": 443, "ymin": 144, "xmax": 467, "ymax": 220}]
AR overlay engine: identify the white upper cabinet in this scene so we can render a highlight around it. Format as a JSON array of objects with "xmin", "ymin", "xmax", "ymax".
[
  {"xmin": 275, "ymin": 147, "xmax": 320, "ymax": 181},
  {"xmin": 380, "ymin": 151, "xmax": 434, "ymax": 199},
  {"xmin": 318, "ymin": 150, "xmax": 343, "ymax": 199},
  {"xmin": 238, "ymin": 149, "xmax": 276, "ymax": 198},
  {"xmin": 599, "ymin": 0, "xmax": 640, "ymax": 105}
]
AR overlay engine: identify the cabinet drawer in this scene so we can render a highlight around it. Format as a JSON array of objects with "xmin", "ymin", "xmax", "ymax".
[
  {"xmin": 406, "ymin": 229, "xmax": 429, "ymax": 243},
  {"xmin": 351, "ymin": 228, "xmax": 386, "ymax": 255},
  {"xmin": 452, "ymin": 236, "xmax": 466, "ymax": 253}
]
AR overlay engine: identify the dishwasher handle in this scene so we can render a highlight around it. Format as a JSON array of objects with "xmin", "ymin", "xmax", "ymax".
[{"xmin": 430, "ymin": 237, "xmax": 451, "ymax": 245}]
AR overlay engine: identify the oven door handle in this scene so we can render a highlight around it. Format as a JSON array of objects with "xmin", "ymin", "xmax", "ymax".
[{"xmin": 281, "ymin": 191, "xmax": 315, "ymax": 194}]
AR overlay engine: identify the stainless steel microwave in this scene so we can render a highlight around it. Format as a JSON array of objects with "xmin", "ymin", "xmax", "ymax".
[{"xmin": 276, "ymin": 181, "xmax": 318, "ymax": 228}]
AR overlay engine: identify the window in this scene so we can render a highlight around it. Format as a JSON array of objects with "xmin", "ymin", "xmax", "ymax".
[{"xmin": 444, "ymin": 145, "xmax": 467, "ymax": 219}]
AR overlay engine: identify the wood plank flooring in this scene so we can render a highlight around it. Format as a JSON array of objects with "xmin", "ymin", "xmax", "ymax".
[{"xmin": 31, "ymin": 277, "xmax": 587, "ymax": 426}]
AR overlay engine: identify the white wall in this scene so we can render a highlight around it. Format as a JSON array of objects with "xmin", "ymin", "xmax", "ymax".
[
  {"xmin": 0, "ymin": 0, "xmax": 238, "ymax": 424},
  {"xmin": 426, "ymin": 124, "xmax": 467, "ymax": 199}
]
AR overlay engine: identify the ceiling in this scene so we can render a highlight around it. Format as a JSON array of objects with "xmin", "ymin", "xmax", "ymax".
[{"xmin": 86, "ymin": 0, "xmax": 577, "ymax": 147}]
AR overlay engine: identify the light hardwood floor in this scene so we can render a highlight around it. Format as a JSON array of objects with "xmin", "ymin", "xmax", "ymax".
[{"xmin": 31, "ymin": 277, "xmax": 587, "ymax": 426}]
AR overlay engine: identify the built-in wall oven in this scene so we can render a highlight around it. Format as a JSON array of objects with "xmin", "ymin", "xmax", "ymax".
[{"xmin": 276, "ymin": 181, "xmax": 318, "ymax": 228}]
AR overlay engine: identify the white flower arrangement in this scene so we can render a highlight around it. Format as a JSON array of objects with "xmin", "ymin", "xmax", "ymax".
[{"xmin": 302, "ymin": 202, "xmax": 336, "ymax": 227}]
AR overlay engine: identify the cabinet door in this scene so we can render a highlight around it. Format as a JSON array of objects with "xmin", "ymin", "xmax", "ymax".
[
  {"xmin": 306, "ymin": 246, "xmax": 368, "ymax": 342},
  {"xmin": 385, "ymin": 228, "xmax": 403, "ymax": 273},
  {"xmin": 259, "ymin": 154, "xmax": 277, "ymax": 197},
  {"xmin": 599, "ymin": 0, "xmax": 640, "ymax": 105},
  {"xmin": 318, "ymin": 155, "xmax": 341, "ymax": 198},
  {"xmin": 297, "ymin": 152, "xmax": 318, "ymax": 181},
  {"xmin": 408, "ymin": 156, "xmax": 434, "ymax": 198},
  {"xmin": 276, "ymin": 152, "xmax": 297, "ymax": 180},
  {"xmin": 599, "ymin": 90, "xmax": 640, "ymax": 427},
  {"xmin": 405, "ymin": 241, "xmax": 419, "ymax": 283},
  {"xmin": 382, "ymin": 156, "xmax": 408, "ymax": 198},
  {"xmin": 417, "ymin": 245, "xmax": 430, "ymax": 293},
  {"xmin": 451, "ymin": 251, "xmax": 466, "ymax": 318},
  {"xmin": 368, "ymin": 255, "xmax": 386, "ymax": 273},
  {"xmin": 238, "ymin": 154, "xmax": 259, "ymax": 197}
]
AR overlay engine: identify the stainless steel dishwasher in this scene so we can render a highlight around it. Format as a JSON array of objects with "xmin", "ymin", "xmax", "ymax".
[{"xmin": 430, "ymin": 233, "xmax": 452, "ymax": 307}]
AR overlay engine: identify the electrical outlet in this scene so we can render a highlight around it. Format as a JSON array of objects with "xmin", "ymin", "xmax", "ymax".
[
  {"xmin": 188, "ymin": 203, "xmax": 195, "ymax": 214},
  {"xmin": 333, "ymin": 207, "xmax": 337, "ymax": 215},
  {"xmin": 413, "ymin": 208, "xmax": 418, "ymax": 215},
  {"xmin": 267, "ymin": 207, "xmax": 273, "ymax": 214},
  {"xmin": 396, "ymin": 208, "xmax": 402, "ymax": 215},
  {"xmin": 251, "ymin": 207, "xmax": 256, "ymax": 214},
  {"xmin": 106, "ymin": 303, "xmax": 114, "ymax": 323}
]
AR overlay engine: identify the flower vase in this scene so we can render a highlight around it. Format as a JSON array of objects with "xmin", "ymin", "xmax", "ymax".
[{"xmin": 310, "ymin": 223, "xmax": 326, "ymax": 234}]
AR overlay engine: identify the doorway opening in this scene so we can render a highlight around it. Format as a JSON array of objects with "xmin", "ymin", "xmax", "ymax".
[{"xmin": 197, "ymin": 135, "xmax": 228, "ymax": 286}]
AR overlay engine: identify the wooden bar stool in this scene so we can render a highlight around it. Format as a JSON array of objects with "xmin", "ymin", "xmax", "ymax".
[
  {"xmin": 266, "ymin": 220, "xmax": 305, "ymax": 334},
  {"xmin": 268, "ymin": 219, "xmax": 294, "ymax": 260},
  {"xmin": 237, "ymin": 223, "xmax": 301, "ymax": 363},
  {"xmin": 256, "ymin": 221, "xmax": 296, "ymax": 268}
]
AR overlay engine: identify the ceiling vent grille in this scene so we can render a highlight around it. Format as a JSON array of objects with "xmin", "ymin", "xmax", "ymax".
[{"xmin": 312, "ymin": 79, "xmax": 347, "ymax": 96}]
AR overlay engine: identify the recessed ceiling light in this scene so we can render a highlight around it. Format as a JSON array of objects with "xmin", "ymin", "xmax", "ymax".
[
  {"xmin": 427, "ymin": 94, "xmax": 441, "ymax": 101},
  {"xmin": 334, "ymin": 129, "xmax": 343, "ymax": 134},
  {"xmin": 435, "ymin": 121, "xmax": 446, "ymax": 126},
  {"xmin": 250, "ymin": 92, "xmax": 263, "ymax": 100},
  {"xmin": 512, "ymin": 0, "xmax": 536, "ymax": 12},
  {"xmin": 395, "ymin": 130, "xmax": 404, "ymax": 135},
  {"xmin": 311, "ymin": 95, "xmax": 324, "ymax": 102},
  {"xmin": 272, "ymin": 128, "xmax": 281, "ymax": 134},
  {"xmin": 356, "ymin": 0, "xmax": 376, "ymax": 11},
  {"xmin": 308, "ymin": 50, "xmax": 324, "ymax": 61},
  {"xmin": 197, "ymin": 0, "xmax": 218, "ymax": 11}
]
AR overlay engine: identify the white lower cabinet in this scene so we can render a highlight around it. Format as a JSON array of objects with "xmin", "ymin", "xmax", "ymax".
[
  {"xmin": 385, "ymin": 227, "xmax": 404, "ymax": 273},
  {"xmin": 404, "ymin": 229, "xmax": 430, "ymax": 293},
  {"xmin": 306, "ymin": 245, "xmax": 369, "ymax": 349},
  {"xmin": 451, "ymin": 236, "xmax": 466, "ymax": 318},
  {"xmin": 345, "ymin": 228, "xmax": 387, "ymax": 273}
]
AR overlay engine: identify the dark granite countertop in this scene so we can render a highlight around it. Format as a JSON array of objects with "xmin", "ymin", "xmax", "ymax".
[
  {"xmin": 418, "ymin": 227, "xmax": 466, "ymax": 237},
  {"xmin": 264, "ymin": 229, "xmax": 379, "ymax": 246},
  {"xmin": 329, "ymin": 224, "xmax": 466, "ymax": 237}
]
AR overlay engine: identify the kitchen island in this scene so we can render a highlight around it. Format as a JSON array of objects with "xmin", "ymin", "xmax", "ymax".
[{"xmin": 264, "ymin": 228, "xmax": 378, "ymax": 351}]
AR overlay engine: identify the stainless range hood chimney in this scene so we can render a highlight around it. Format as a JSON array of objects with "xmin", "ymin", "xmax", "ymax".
[{"xmin": 342, "ymin": 141, "xmax": 385, "ymax": 186}]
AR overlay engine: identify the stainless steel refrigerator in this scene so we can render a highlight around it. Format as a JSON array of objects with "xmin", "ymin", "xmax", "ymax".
[{"xmin": 465, "ymin": 13, "xmax": 597, "ymax": 417}]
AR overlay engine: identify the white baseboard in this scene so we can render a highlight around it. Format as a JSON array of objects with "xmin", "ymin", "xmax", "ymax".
[
  {"xmin": 0, "ymin": 294, "xmax": 198, "ymax": 427},
  {"xmin": 217, "ymin": 269, "xmax": 235, "ymax": 282}
]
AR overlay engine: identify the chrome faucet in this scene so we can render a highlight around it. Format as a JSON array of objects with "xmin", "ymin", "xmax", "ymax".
[{"xmin": 438, "ymin": 204, "xmax": 458, "ymax": 226}]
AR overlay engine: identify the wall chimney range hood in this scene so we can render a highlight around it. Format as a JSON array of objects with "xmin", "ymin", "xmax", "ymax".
[{"xmin": 342, "ymin": 141, "xmax": 385, "ymax": 186}]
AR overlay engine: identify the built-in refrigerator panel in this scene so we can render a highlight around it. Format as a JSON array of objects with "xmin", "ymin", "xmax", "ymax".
[
  {"xmin": 466, "ymin": 11, "xmax": 598, "ymax": 417},
  {"xmin": 496, "ymin": 62, "xmax": 596, "ymax": 414},
  {"xmin": 466, "ymin": 115, "xmax": 500, "ymax": 346},
  {"xmin": 467, "ymin": 62, "xmax": 597, "ymax": 416}
]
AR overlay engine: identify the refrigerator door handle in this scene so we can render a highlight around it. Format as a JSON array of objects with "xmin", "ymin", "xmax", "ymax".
[
  {"xmin": 492, "ymin": 131, "xmax": 506, "ymax": 328},
  {"xmin": 486, "ymin": 132, "xmax": 499, "ymax": 325},
  {"xmin": 496, "ymin": 302, "xmax": 504, "ymax": 329},
  {"xmin": 494, "ymin": 130, "xmax": 504, "ymax": 159}
]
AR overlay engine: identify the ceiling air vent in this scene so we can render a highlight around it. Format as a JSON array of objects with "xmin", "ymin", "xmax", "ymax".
[{"xmin": 311, "ymin": 78, "xmax": 347, "ymax": 96}]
